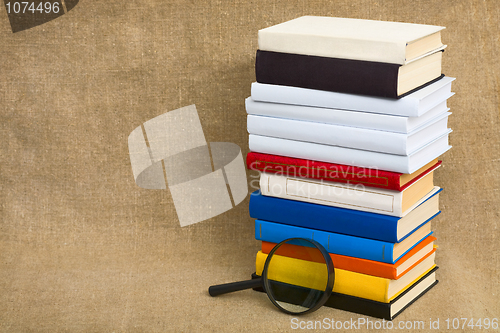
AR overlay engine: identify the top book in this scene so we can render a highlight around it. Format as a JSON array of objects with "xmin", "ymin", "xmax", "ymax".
[{"xmin": 258, "ymin": 16, "xmax": 445, "ymax": 65}]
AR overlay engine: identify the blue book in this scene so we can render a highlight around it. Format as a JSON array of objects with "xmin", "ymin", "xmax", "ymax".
[
  {"xmin": 249, "ymin": 189, "xmax": 441, "ymax": 243},
  {"xmin": 255, "ymin": 219, "xmax": 433, "ymax": 264}
]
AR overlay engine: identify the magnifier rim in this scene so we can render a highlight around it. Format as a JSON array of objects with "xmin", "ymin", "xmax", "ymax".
[{"xmin": 261, "ymin": 237, "xmax": 335, "ymax": 315}]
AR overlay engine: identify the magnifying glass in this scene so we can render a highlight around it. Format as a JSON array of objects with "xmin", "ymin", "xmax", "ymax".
[{"xmin": 208, "ymin": 238, "xmax": 335, "ymax": 315}]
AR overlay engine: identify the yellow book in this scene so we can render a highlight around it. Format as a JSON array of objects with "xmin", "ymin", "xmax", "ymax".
[{"xmin": 256, "ymin": 251, "xmax": 436, "ymax": 303}]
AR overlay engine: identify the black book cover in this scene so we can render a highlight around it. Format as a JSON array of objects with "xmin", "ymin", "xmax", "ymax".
[
  {"xmin": 255, "ymin": 50, "xmax": 444, "ymax": 99},
  {"xmin": 251, "ymin": 266, "xmax": 439, "ymax": 320}
]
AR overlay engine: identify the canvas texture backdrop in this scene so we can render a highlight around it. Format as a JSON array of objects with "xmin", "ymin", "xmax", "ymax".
[{"xmin": 1, "ymin": 0, "xmax": 499, "ymax": 331}]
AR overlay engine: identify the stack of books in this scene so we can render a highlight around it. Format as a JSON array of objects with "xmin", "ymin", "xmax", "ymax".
[{"xmin": 246, "ymin": 16, "xmax": 454, "ymax": 320}]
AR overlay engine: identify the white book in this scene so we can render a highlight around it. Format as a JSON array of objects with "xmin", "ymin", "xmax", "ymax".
[
  {"xmin": 251, "ymin": 76, "xmax": 455, "ymax": 117},
  {"xmin": 258, "ymin": 16, "xmax": 445, "ymax": 65},
  {"xmin": 249, "ymin": 132, "xmax": 452, "ymax": 174},
  {"xmin": 260, "ymin": 171, "xmax": 441, "ymax": 217},
  {"xmin": 245, "ymin": 97, "xmax": 452, "ymax": 134},
  {"xmin": 247, "ymin": 112, "xmax": 451, "ymax": 155}
]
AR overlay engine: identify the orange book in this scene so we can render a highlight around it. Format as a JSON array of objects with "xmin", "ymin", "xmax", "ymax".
[{"xmin": 261, "ymin": 235, "xmax": 436, "ymax": 280}]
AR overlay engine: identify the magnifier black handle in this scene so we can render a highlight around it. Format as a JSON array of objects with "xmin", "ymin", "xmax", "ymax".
[{"xmin": 209, "ymin": 278, "xmax": 263, "ymax": 297}]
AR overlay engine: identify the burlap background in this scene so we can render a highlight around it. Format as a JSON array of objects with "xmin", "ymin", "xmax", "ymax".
[{"xmin": 1, "ymin": 1, "xmax": 499, "ymax": 332}]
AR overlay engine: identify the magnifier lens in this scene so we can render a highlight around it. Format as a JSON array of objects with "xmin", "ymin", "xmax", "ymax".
[{"xmin": 263, "ymin": 238, "xmax": 333, "ymax": 314}]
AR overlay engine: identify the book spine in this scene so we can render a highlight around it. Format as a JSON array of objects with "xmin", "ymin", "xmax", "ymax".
[
  {"xmin": 250, "ymin": 82, "xmax": 420, "ymax": 117},
  {"xmin": 251, "ymin": 269, "xmax": 439, "ymax": 321},
  {"xmin": 250, "ymin": 134, "xmax": 452, "ymax": 174},
  {"xmin": 251, "ymin": 272, "xmax": 393, "ymax": 320},
  {"xmin": 245, "ymin": 97, "xmax": 410, "ymax": 133},
  {"xmin": 256, "ymin": 251, "xmax": 391, "ymax": 302},
  {"xmin": 255, "ymin": 220, "xmax": 395, "ymax": 263},
  {"xmin": 247, "ymin": 114, "xmax": 409, "ymax": 155},
  {"xmin": 246, "ymin": 152, "xmax": 402, "ymax": 191},
  {"xmin": 258, "ymin": 30, "xmax": 406, "ymax": 64},
  {"xmin": 250, "ymin": 191, "xmax": 399, "ymax": 242},
  {"xmin": 249, "ymin": 134, "xmax": 411, "ymax": 173},
  {"xmin": 260, "ymin": 173, "xmax": 404, "ymax": 217},
  {"xmin": 255, "ymin": 50, "xmax": 401, "ymax": 98},
  {"xmin": 261, "ymin": 241, "xmax": 399, "ymax": 279},
  {"xmin": 323, "ymin": 291, "xmax": 393, "ymax": 320}
]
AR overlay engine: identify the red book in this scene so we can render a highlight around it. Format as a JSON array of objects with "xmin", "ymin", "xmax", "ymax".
[{"xmin": 246, "ymin": 152, "xmax": 441, "ymax": 192}]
